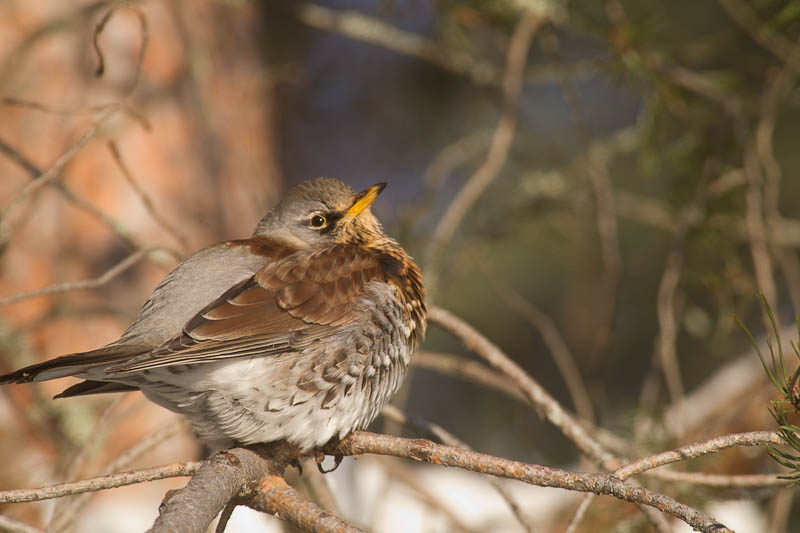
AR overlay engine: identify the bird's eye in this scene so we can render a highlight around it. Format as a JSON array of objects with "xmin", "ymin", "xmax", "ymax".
[{"xmin": 309, "ymin": 214, "xmax": 327, "ymax": 228}]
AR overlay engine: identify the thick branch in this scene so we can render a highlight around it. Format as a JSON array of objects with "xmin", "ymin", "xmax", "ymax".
[
  {"xmin": 247, "ymin": 474, "xmax": 361, "ymax": 532},
  {"xmin": 148, "ymin": 449, "xmax": 270, "ymax": 533}
]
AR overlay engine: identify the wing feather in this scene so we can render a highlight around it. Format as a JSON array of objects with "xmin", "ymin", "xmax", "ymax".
[{"xmin": 108, "ymin": 245, "xmax": 387, "ymax": 373}]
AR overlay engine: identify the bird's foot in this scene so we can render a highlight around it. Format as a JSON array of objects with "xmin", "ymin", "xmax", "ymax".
[{"xmin": 315, "ymin": 450, "xmax": 343, "ymax": 473}]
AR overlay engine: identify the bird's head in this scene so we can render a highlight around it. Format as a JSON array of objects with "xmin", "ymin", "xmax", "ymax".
[{"xmin": 253, "ymin": 177, "xmax": 388, "ymax": 248}]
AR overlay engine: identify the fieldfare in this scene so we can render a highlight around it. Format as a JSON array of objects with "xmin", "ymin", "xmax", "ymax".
[{"xmin": 0, "ymin": 178, "xmax": 426, "ymax": 450}]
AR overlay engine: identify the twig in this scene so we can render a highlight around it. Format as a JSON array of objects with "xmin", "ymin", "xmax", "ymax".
[
  {"xmin": 427, "ymin": 12, "xmax": 543, "ymax": 291},
  {"xmin": 92, "ymin": 9, "xmax": 115, "ymax": 76},
  {"xmin": 0, "ymin": 1, "xmax": 123, "ymax": 89},
  {"xmin": 396, "ymin": 131, "xmax": 489, "ymax": 235},
  {"xmin": 381, "ymin": 405, "xmax": 534, "ymax": 533},
  {"xmin": 0, "ymin": 515, "xmax": 44, "ymax": 533},
  {"xmin": 545, "ymin": 25, "xmax": 621, "ymax": 364},
  {"xmin": 94, "ymin": 5, "xmax": 149, "ymax": 93},
  {"xmin": 756, "ymin": 40, "xmax": 800, "ymax": 313},
  {"xmin": 0, "ymin": 247, "xmax": 169, "ymax": 307},
  {"xmin": 292, "ymin": 2, "xmax": 497, "ymax": 86},
  {"xmin": 428, "ymin": 305, "xmax": 618, "ymax": 469},
  {"xmin": 48, "ymin": 421, "xmax": 189, "ymax": 531},
  {"xmin": 614, "ymin": 431, "xmax": 782, "ymax": 480},
  {"xmin": 370, "ymin": 457, "xmax": 475, "ymax": 532},
  {"xmin": 475, "ymin": 260, "xmax": 595, "ymax": 423},
  {"xmin": 57, "ymin": 395, "xmax": 128, "ymax": 483},
  {"xmin": 0, "ymin": 462, "xmax": 200, "ymax": 503},
  {"xmin": 0, "ymin": 103, "xmax": 122, "ymax": 243},
  {"xmin": 565, "ymin": 494, "xmax": 595, "ymax": 533},
  {"xmin": 648, "ymin": 470, "xmax": 790, "ymax": 489},
  {"xmin": 108, "ymin": 140, "xmax": 191, "ymax": 252},
  {"xmin": 1, "ymin": 97, "xmax": 112, "ymax": 115},
  {"xmin": 650, "ymin": 175, "xmax": 710, "ymax": 437},
  {"xmin": 0, "ymin": 134, "xmax": 179, "ymax": 265},
  {"xmin": 743, "ymin": 127, "xmax": 778, "ymax": 313},
  {"xmin": 148, "ymin": 445, "xmax": 360, "ymax": 533},
  {"xmin": 767, "ymin": 488, "xmax": 794, "ymax": 533},
  {"xmin": 0, "ymin": 3, "xmax": 151, "ymax": 249},
  {"xmin": 411, "ymin": 351, "xmax": 527, "ymax": 403},
  {"xmin": 329, "ymin": 432, "xmax": 731, "ymax": 532},
  {"xmin": 0, "ymin": 136, "xmax": 155, "ymax": 253},
  {"xmin": 718, "ymin": 0, "xmax": 800, "ymax": 74},
  {"xmin": 247, "ymin": 473, "xmax": 362, "ymax": 532}
]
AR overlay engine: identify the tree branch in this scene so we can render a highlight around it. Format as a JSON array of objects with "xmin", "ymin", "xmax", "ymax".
[{"xmin": 328, "ymin": 432, "xmax": 731, "ymax": 533}]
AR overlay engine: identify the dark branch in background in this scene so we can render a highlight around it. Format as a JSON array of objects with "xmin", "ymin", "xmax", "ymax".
[
  {"xmin": 427, "ymin": 305, "xmax": 676, "ymax": 530},
  {"xmin": 412, "ymin": 351, "xmax": 528, "ymax": 404},
  {"xmin": 428, "ymin": 305, "xmax": 618, "ymax": 468},
  {"xmin": 473, "ymin": 256, "xmax": 596, "ymax": 423},
  {"xmin": 425, "ymin": 11, "xmax": 543, "ymax": 294},
  {"xmin": 290, "ymin": 2, "xmax": 581, "ymax": 88},
  {"xmin": 718, "ymin": 0, "xmax": 800, "ymax": 74}
]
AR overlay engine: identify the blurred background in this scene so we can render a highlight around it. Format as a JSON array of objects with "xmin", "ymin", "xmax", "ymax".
[{"xmin": 1, "ymin": 0, "xmax": 800, "ymax": 531}]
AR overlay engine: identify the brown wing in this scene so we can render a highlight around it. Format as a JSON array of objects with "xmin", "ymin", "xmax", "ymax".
[{"xmin": 107, "ymin": 244, "xmax": 387, "ymax": 373}]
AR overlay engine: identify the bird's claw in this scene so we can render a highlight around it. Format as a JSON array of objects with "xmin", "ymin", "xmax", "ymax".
[{"xmin": 315, "ymin": 451, "xmax": 343, "ymax": 473}]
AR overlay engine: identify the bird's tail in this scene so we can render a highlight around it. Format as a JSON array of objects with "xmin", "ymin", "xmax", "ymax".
[{"xmin": 0, "ymin": 343, "xmax": 150, "ymax": 385}]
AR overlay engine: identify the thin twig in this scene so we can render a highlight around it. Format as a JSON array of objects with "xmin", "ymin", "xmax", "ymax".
[
  {"xmin": 0, "ymin": 247, "xmax": 169, "ymax": 307},
  {"xmin": 0, "ymin": 462, "xmax": 200, "ymax": 503},
  {"xmin": 648, "ymin": 470, "xmax": 790, "ymax": 489},
  {"xmin": 565, "ymin": 494, "xmax": 595, "ymax": 533},
  {"xmin": 756, "ymin": 39, "xmax": 800, "ymax": 313},
  {"xmin": 290, "ymin": 3, "xmax": 568, "ymax": 89},
  {"xmin": 743, "ymin": 128, "xmax": 778, "ymax": 312},
  {"xmin": 48, "ymin": 421, "xmax": 189, "ymax": 532},
  {"xmin": 58, "ymin": 395, "xmax": 128, "ymax": 483},
  {"xmin": 108, "ymin": 140, "xmax": 191, "ymax": 252},
  {"xmin": 428, "ymin": 305, "xmax": 618, "ymax": 469},
  {"xmin": 614, "ymin": 431, "xmax": 782, "ymax": 480},
  {"xmin": 381, "ymin": 405, "xmax": 534, "ymax": 533},
  {"xmin": 1, "ymin": 97, "xmax": 113, "ymax": 115},
  {"xmin": 411, "ymin": 351, "xmax": 527, "ymax": 403},
  {"xmin": 0, "ymin": 3, "xmax": 150, "ymax": 249},
  {"xmin": 475, "ymin": 259, "xmax": 595, "ymax": 423},
  {"xmin": 718, "ymin": 0, "xmax": 800, "ymax": 74},
  {"xmin": 0, "ymin": 515, "xmax": 44, "ymax": 533},
  {"xmin": 545, "ymin": 24, "xmax": 621, "ymax": 364},
  {"xmin": 215, "ymin": 500, "xmax": 239, "ymax": 533},
  {"xmin": 0, "ymin": 103, "xmax": 122, "ymax": 242},
  {"xmin": 427, "ymin": 12, "xmax": 543, "ymax": 291},
  {"xmin": 375, "ymin": 457, "xmax": 476, "ymax": 533}
]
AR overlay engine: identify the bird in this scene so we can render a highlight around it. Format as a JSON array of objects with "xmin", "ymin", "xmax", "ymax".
[{"xmin": 0, "ymin": 178, "xmax": 426, "ymax": 452}]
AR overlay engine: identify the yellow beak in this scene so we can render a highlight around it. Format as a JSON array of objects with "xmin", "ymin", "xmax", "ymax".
[{"xmin": 345, "ymin": 182, "xmax": 387, "ymax": 217}]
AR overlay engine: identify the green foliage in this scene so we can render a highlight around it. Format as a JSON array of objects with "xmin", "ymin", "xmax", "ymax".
[{"xmin": 736, "ymin": 293, "xmax": 800, "ymax": 482}]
